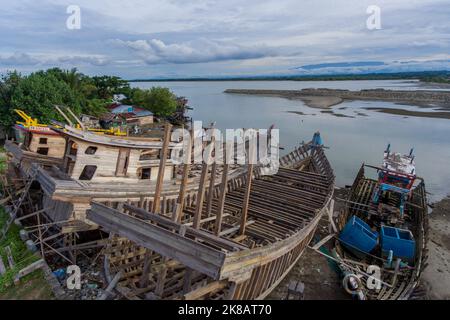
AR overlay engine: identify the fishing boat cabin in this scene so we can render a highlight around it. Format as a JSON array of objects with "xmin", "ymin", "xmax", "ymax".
[
  {"xmin": 5, "ymin": 121, "xmax": 66, "ymax": 173},
  {"xmin": 332, "ymin": 145, "xmax": 428, "ymax": 300}
]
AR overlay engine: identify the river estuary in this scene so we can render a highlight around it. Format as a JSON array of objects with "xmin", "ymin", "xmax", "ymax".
[{"xmin": 133, "ymin": 80, "xmax": 450, "ymax": 202}]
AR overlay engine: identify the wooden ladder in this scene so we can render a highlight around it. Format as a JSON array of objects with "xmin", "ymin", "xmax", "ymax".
[{"xmin": 0, "ymin": 169, "xmax": 37, "ymax": 240}]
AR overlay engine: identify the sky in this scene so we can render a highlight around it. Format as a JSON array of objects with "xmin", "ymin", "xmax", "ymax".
[{"xmin": 0, "ymin": 0, "xmax": 449, "ymax": 79}]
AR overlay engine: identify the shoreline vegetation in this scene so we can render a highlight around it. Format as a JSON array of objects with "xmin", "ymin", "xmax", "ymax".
[
  {"xmin": 128, "ymin": 70, "xmax": 450, "ymax": 84},
  {"xmin": 0, "ymin": 68, "xmax": 179, "ymax": 132},
  {"xmin": 224, "ymin": 88, "xmax": 450, "ymax": 120}
]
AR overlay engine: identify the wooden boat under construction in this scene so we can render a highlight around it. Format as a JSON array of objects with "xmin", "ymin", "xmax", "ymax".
[
  {"xmin": 85, "ymin": 133, "xmax": 335, "ymax": 300},
  {"xmin": 314, "ymin": 146, "xmax": 428, "ymax": 300},
  {"xmin": 2, "ymin": 112, "xmax": 335, "ymax": 299}
]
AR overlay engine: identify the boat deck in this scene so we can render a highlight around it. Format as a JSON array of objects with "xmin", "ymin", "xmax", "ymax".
[
  {"xmin": 336, "ymin": 164, "xmax": 428, "ymax": 300},
  {"xmin": 86, "ymin": 143, "xmax": 335, "ymax": 300}
]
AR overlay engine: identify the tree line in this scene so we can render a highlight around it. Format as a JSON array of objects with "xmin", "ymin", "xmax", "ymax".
[{"xmin": 0, "ymin": 68, "xmax": 178, "ymax": 129}]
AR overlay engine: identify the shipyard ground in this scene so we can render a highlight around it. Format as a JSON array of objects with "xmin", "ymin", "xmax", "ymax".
[
  {"xmin": 270, "ymin": 192, "xmax": 450, "ymax": 300},
  {"xmin": 1, "ymin": 145, "xmax": 449, "ymax": 299},
  {"xmin": 422, "ymin": 196, "xmax": 450, "ymax": 299}
]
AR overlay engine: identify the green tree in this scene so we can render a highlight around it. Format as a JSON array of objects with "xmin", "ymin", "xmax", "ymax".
[
  {"xmin": 10, "ymin": 71, "xmax": 83, "ymax": 126},
  {"xmin": 139, "ymin": 87, "xmax": 178, "ymax": 117},
  {"xmin": 83, "ymin": 98, "xmax": 109, "ymax": 117},
  {"xmin": 0, "ymin": 68, "xmax": 180, "ymax": 131},
  {"xmin": 91, "ymin": 75, "xmax": 130, "ymax": 99},
  {"xmin": 0, "ymin": 71, "xmax": 22, "ymax": 128}
]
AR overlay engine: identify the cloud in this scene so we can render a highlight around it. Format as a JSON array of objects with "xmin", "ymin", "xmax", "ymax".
[
  {"xmin": 291, "ymin": 58, "xmax": 450, "ymax": 75},
  {"xmin": 0, "ymin": 53, "xmax": 40, "ymax": 66},
  {"xmin": 56, "ymin": 55, "xmax": 110, "ymax": 66},
  {"xmin": 0, "ymin": 52, "xmax": 111, "ymax": 68},
  {"xmin": 0, "ymin": 0, "xmax": 449, "ymax": 77},
  {"xmin": 112, "ymin": 38, "xmax": 277, "ymax": 64},
  {"xmin": 298, "ymin": 61, "xmax": 386, "ymax": 70}
]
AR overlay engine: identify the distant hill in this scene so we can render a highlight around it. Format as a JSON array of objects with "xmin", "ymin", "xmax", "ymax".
[{"xmin": 129, "ymin": 70, "xmax": 450, "ymax": 83}]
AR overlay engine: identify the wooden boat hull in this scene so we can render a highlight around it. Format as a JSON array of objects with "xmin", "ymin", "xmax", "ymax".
[
  {"xmin": 334, "ymin": 164, "xmax": 428, "ymax": 300},
  {"xmin": 97, "ymin": 143, "xmax": 335, "ymax": 300}
]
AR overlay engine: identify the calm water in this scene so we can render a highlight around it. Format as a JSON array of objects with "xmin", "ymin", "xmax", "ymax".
[{"xmin": 133, "ymin": 80, "xmax": 450, "ymax": 202}]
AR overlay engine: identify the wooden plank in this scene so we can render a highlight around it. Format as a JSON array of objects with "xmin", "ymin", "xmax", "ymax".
[
  {"xmin": 311, "ymin": 233, "xmax": 335, "ymax": 250},
  {"xmin": 175, "ymin": 129, "xmax": 192, "ymax": 221},
  {"xmin": 16, "ymin": 259, "xmax": 45, "ymax": 279},
  {"xmin": 214, "ymin": 164, "xmax": 229, "ymax": 236},
  {"xmin": 205, "ymin": 162, "xmax": 217, "ymax": 217},
  {"xmin": 184, "ymin": 280, "xmax": 228, "ymax": 300},
  {"xmin": 98, "ymin": 271, "xmax": 123, "ymax": 300},
  {"xmin": 193, "ymin": 163, "xmax": 209, "ymax": 229},
  {"xmin": 239, "ymin": 164, "xmax": 254, "ymax": 235},
  {"xmin": 5, "ymin": 246, "xmax": 14, "ymax": 269},
  {"xmin": 123, "ymin": 204, "xmax": 246, "ymax": 251},
  {"xmin": 87, "ymin": 203, "xmax": 227, "ymax": 279},
  {"xmin": 153, "ymin": 124, "xmax": 172, "ymax": 213}
]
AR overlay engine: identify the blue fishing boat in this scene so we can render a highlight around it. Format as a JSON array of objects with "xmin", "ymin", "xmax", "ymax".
[{"xmin": 332, "ymin": 145, "xmax": 428, "ymax": 300}]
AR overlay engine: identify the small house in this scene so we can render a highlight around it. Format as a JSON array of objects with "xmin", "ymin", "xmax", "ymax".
[{"xmin": 109, "ymin": 104, "xmax": 154, "ymax": 126}]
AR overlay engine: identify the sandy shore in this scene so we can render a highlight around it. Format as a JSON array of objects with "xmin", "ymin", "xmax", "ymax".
[
  {"xmin": 364, "ymin": 107, "xmax": 450, "ymax": 120},
  {"xmin": 225, "ymin": 88, "xmax": 450, "ymax": 119},
  {"xmin": 422, "ymin": 196, "xmax": 450, "ymax": 299},
  {"xmin": 270, "ymin": 189, "xmax": 450, "ymax": 300}
]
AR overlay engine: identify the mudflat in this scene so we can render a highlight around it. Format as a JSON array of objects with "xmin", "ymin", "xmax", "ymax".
[{"xmin": 225, "ymin": 88, "xmax": 450, "ymax": 119}]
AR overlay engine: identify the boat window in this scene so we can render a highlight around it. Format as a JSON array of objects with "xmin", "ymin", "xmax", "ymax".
[
  {"xmin": 68, "ymin": 141, "xmax": 78, "ymax": 156},
  {"xmin": 85, "ymin": 146, "xmax": 98, "ymax": 155},
  {"xmin": 39, "ymin": 137, "xmax": 48, "ymax": 144},
  {"xmin": 24, "ymin": 133, "xmax": 32, "ymax": 148},
  {"xmin": 36, "ymin": 147, "xmax": 49, "ymax": 155},
  {"xmin": 140, "ymin": 167, "xmax": 151, "ymax": 180},
  {"xmin": 79, "ymin": 165, "xmax": 97, "ymax": 180}
]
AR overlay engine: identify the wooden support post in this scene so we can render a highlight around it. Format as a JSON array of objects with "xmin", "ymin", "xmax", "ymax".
[
  {"xmin": 66, "ymin": 107, "xmax": 85, "ymax": 131},
  {"xmin": 138, "ymin": 250, "xmax": 153, "ymax": 289},
  {"xmin": 192, "ymin": 163, "xmax": 209, "ymax": 229},
  {"xmin": 15, "ymin": 207, "xmax": 49, "ymax": 222},
  {"xmin": 205, "ymin": 162, "xmax": 217, "ymax": 217},
  {"xmin": 214, "ymin": 164, "xmax": 229, "ymax": 236},
  {"xmin": 98, "ymin": 271, "xmax": 123, "ymax": 300},
  {"xmin": 153, "ymin": 124, "xmax": 172, "ymax": 213},
  {"xmin": 327, "ymin": 199, "xmax": 337, "ymax": 233},
  {"xmin": 185, "ymin": 138, "xmax": 215, "ymax": 293},
  {"xmin": 175, "ymin": 127, "xmax": 193, "ymax": 221},
  {"xmin": 155, "ymin": 264, "xmax": 168, "ymax": 297},
  {"xmin": 54, "ymin": 105, "xmax": 74, "ymax": 127},
  {"xmin": 36, "ymin": 211, "xmax": 45, "ymax": 260},
  {"xmin": 5, "ymin": 246, "xmax": 14, "ymax": 269},
  {"xmin": 239, "ymin": 164, "xmax": 254, "ymax": 236},
  {"xmin": 0, "ymin": 255, "xmax": 6, "ymax": 275},
  {"xmin": 226, "ymin": 282, "xmax": 238, "ymax": 300},
  {"xmin": 192, "ymin": 138, "xmax": 215, "ymax": 229}
]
